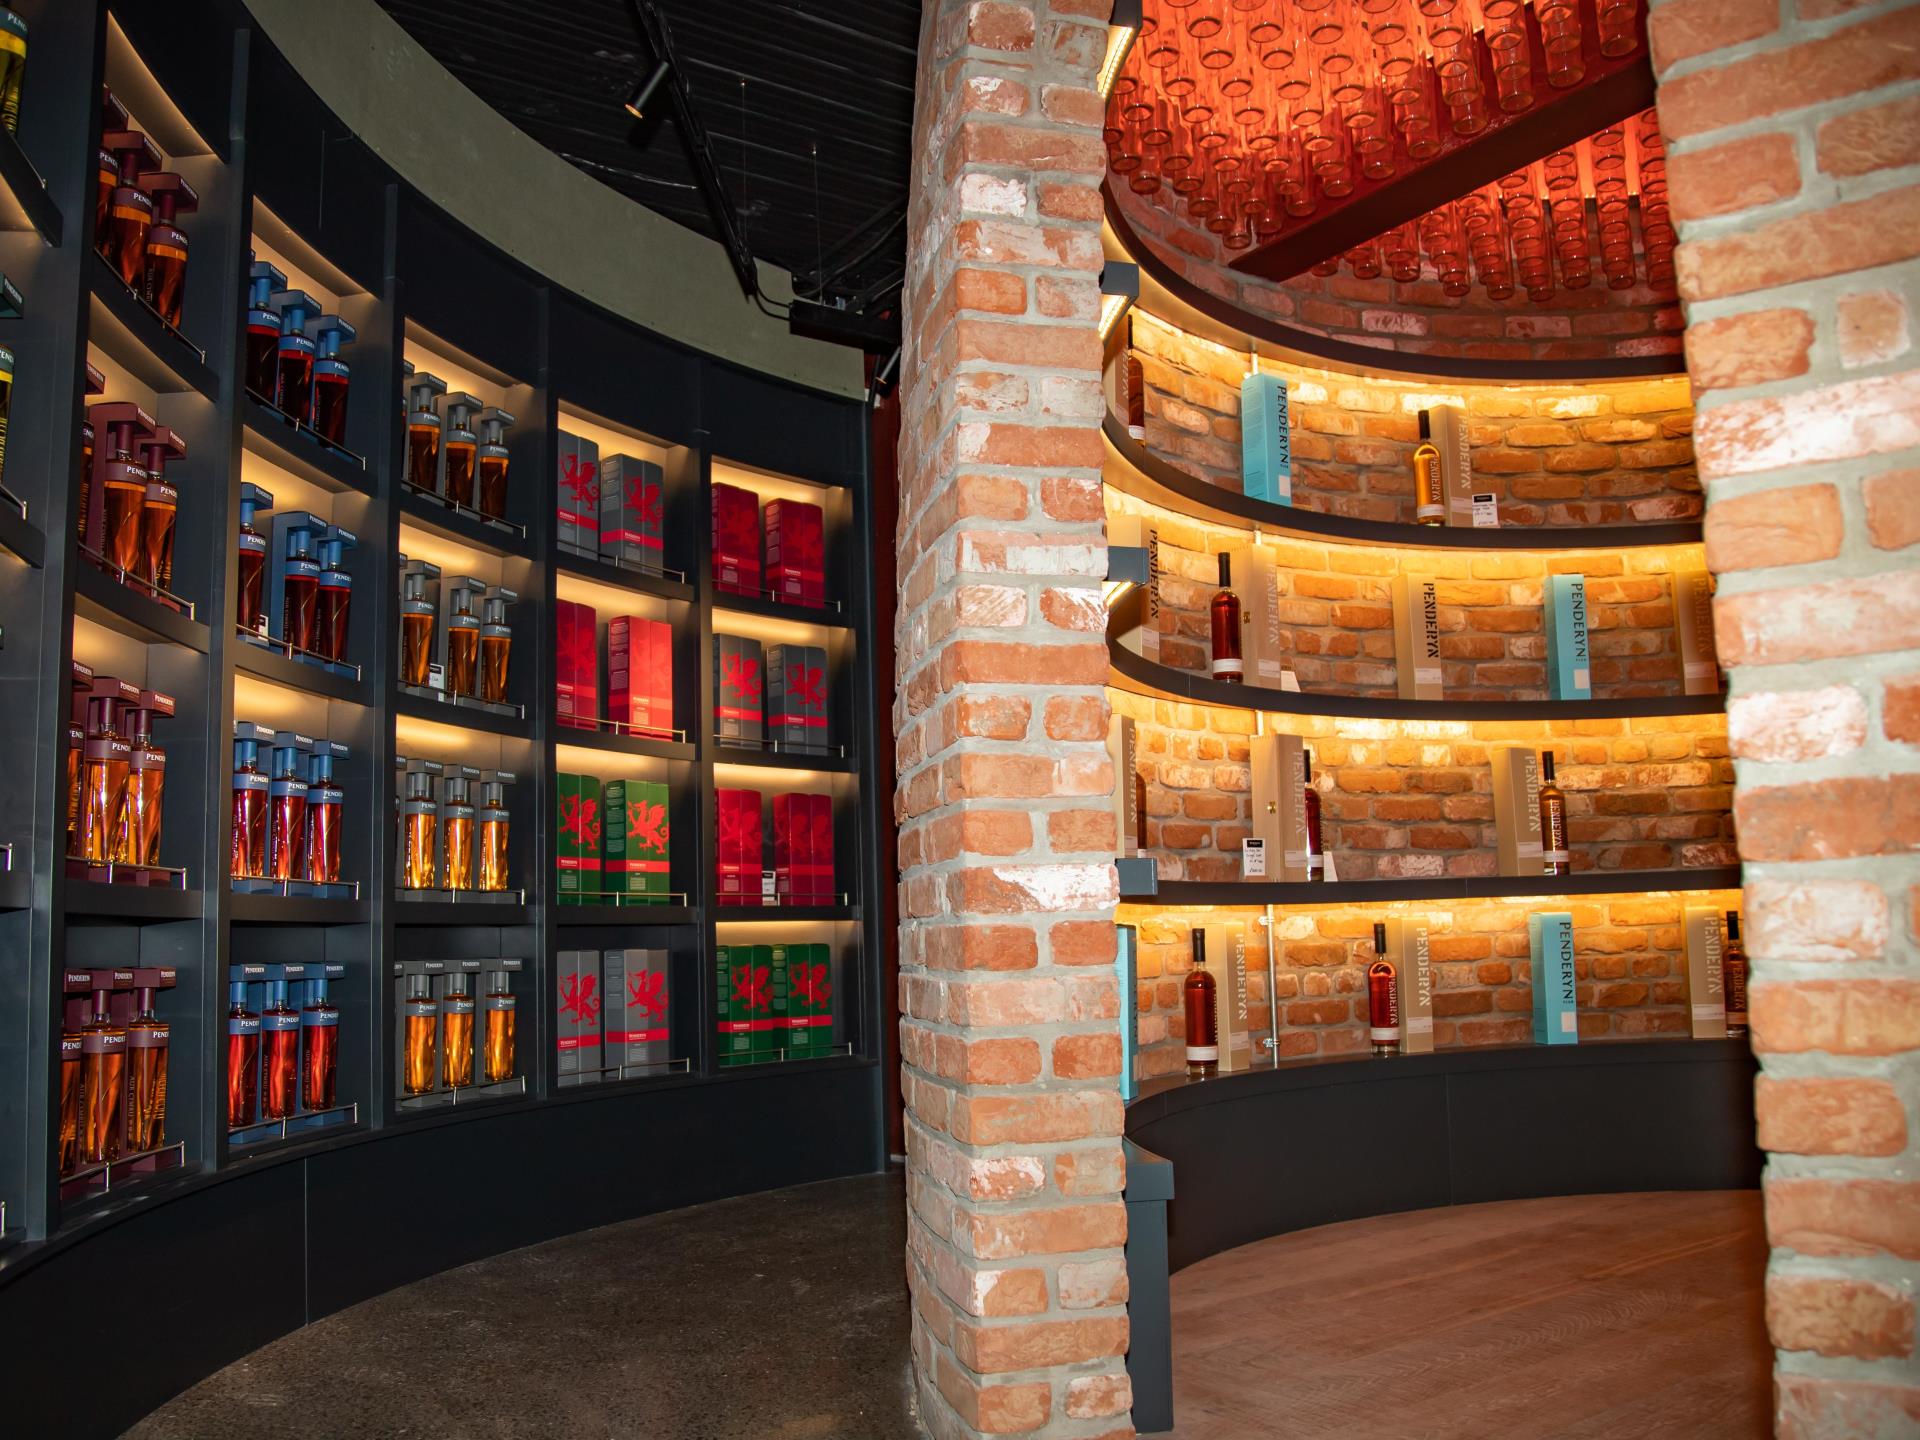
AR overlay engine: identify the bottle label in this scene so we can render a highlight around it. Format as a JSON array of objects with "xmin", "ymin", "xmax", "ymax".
[
  {"xmin": 487, "ymin": 997, "xmax": 515, "ymax": 1012},
  {"xmin": 405, "ymin": 1001, "xmax": 437, "ymax": 1018},
  {"xmin": 263, "ymin": 1012, "xmax": 299, "ymax": 1033},
  {"xmin": 303, "ymin": 1006, "xmax": 339, "ymax": 1027},
  {"xmin": 62, "ymin": 1035, "xmax": 83, "ymax": 1058},
  {"xmin": 1185, "ymin": 1045, "xmax": 1219, "ymax": 1061},
  {"xmin": 83, "ymin": 1029, "xmax": 128, "ymax": 1055},
  {"xmin": 1542, "ymin": 848, "xmax": 1571, "ymax": 864},
  {"xmin": 315, "ymin": 359, "xmax": 349, "ymax": 380},
  {"xmin": 234, "ymin": 773, "xmax": 269, "ymax": 792},
  {"xmin": 230, "ymin": 1015, "xmax": 261, "ymax": 1035},
  {"xmin": 127, "ymin": 1024, "xmax": 170, "ymax": 1049},
  {"xmin": 279, "ymin": 335, "xmax": 316, "ymax": 356},
  {"xmin": 445, "ymin": 999, "xmax": 475, "ymax": 1015},
  {"xmin": 1370, "ymin": 1026, "xmax": 1402, "ymax": 1043},
  {"xmin": 1210, "ymin": 657, "xmax": 1243, "ymax": 677},
  {"xmin": 1416, "ymin": 503, "xmax": 1445, "ymax": 521},
  {"xmin": 239, "ymin": 533, "xmax": 266, "ymax": 554}
]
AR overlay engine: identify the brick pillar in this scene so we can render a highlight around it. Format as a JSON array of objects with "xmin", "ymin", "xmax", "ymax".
[
  {"xmin": 897, "ymin": 2, "xmax": 1131, "ymax": 1436},
  {"xmin": 1654, "ymin": 0, "xmax": 1920, "ymax": 1428}
]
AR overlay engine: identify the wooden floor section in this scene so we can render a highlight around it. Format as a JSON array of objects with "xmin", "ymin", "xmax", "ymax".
[{"xmin": 1164, "ymin": 1190, "xmax": 1769, "ymax": 1439}]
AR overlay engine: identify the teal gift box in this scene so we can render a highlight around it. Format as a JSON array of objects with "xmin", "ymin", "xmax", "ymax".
[
  {"xmin": 1545, "ymin": 574, "xmax": 1591, "ymax": 700},
  {"xmin": 1530, "ymin": 911, "xmax": 1579, "ymax": 1045},
  {"xmin": 1241, "ymin": 372, "xmax": 1291, "ymax": 505},
  {"xmin": 1117, "ymin": 923, "xmax": 1138, "ymax": 1103}
]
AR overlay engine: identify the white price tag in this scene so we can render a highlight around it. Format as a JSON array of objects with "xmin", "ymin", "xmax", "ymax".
[
  {"xmin": 1242, "ymin": 838, "xmax": 1267, "ymax": 878},
  {"xmin": 1471, "ymin": 492, "xmax": 1500, "ymax": 528},
  {"xmin": 760, "ymin": 873, "xmax": 776, "ymax": 900},
  {"xmin": 427, "ymin": 663, "xmax": 445, "ymax": 692},
  {"xmin": 1280, "ymin": 670, "xmax": 1301, "ymax": 692},
  {"xmin": 1324, "ymin": 852, "xmax": 1339, "ymax": 883},
  {"xmin": 1573, "ymin": 668, "xmax": 1590, "ymax": 691}
]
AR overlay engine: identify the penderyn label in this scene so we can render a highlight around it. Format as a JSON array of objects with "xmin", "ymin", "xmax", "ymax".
[
  {"xmin": 1546, "ymin": 574, "xmax": 1591, "ymax": 700},
  {"xmin": 1241, "ymin": 371, "xmax": 1292, "ymax": 505},
  {"xmin": 1392, "ymin": 574, "xmax": 1444, "ymax": 700},
  {"xmin": 1675, "ymin": 570, "xmax": 1721, "ymax": 696}
]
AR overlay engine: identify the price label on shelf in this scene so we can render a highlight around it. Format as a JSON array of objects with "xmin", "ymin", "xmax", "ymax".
[
  {"xmin": 1241, "ymin": 837, "xmax": 1266, "ymax": 878},
  {"xmin": 1471, "ymin": 493, "xmax": 1500, "ymax": 528}
]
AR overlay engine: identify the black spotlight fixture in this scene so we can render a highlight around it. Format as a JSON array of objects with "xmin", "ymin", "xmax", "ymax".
[{"xmin": 624, "ymin": 59, "xmax": 670, "ymax": 120}]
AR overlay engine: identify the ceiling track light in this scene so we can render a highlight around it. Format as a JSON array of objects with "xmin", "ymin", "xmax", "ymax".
[
  {"xmin": 1098, "ymin": 260, "xmax": 1139, "ymax": 342},
  {"xmin": 1097, "ymin": 0, "xmax": 1142, "ymax": 100},
  {"xmin": 624, "ymin": 59, "xmax": 671, "ymax": 120}
]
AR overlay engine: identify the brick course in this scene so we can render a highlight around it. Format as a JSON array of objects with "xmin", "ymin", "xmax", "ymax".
[{"xmin": 1653, "ymin": 0, "xmax": 1920, "ymax": 1420}]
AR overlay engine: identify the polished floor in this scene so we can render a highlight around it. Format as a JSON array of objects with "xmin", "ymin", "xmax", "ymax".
[
  {"xmin": 1164, "ymin": 1190, "xmax": 1769, "ymax": 1439},
  {"xmin": 129, "ymin": 1171, "xmax": 914, "ymax": 1440}
]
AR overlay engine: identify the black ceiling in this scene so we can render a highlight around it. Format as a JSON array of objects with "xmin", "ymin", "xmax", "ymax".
[{"xmin": 376, "ymin": 0, "xmax": 919, "ymax": 310}]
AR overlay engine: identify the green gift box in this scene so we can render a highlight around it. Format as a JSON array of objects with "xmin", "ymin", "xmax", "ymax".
[
  {"xmin": 786, "ymin": 942, "xmax": 834, "ymax": 1056},
  {"xmin": 717, "ymin": 943, "xmax": 784, "ymax": 1067},
  {"xmin": 555, "ymin": 772, "xmax": 602, "ymax": 905}
]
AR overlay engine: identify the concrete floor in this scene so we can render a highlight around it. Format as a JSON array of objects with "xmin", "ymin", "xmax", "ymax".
[{"xmin": 127, "ymin": 1171, "xmax": 915, "ymax": 1440}]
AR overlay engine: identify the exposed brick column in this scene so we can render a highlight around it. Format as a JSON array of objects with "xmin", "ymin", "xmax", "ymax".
[
  {"xmin": 1654, "ymin": 0, "xmax": 1920, "ymax": 1427},
  {"xmin": 897, "ymin": 2, "xmax": 1131, "ymax": 1436}
]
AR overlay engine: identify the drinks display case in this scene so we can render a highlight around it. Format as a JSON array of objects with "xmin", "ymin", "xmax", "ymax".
[{"xmin": 0, "ymin": 6, "xmax": 885, "ymax": 1431}]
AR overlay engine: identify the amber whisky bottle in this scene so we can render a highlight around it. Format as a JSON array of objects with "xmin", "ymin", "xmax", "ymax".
[
  {"xmin": 307, "ymin": 315, "xmax": 354, "ymax": 443},
  {"xmin": 483, "ymin": 970, "xmax": 517, "ymax": 1083},
  {"xmin": 404, "ymin": 374, "xmax": 447, "ymax": 494},
  {"xmin": 1209, "ymin": 552, "xmax": 1244, "ymax": 683},
  {"xmin": 124, "ymin": 981, "xmax": 169, "ymax": 1152},
  {"xmin": 305, "ymin": 744, "xmax": 344, "ymax": 886},
  {"xmin": 80, "ymin": 688, "xmax": 132, "ymax": 865},
  {"xmin": 301, "ymin": 971, "xmax": 339, "ymax": 1111},
  {"xmin": 244, "ymin": 259, "xmax": 285, "ymax": 400},
  {"xmin": 0, "ymin": 9, "xmax": 23, "ymax": 135},
  {"xmin": 1302, "ymin": 748, "xmax": 1324, "ymax": 882},
  {"xmin": 442, "ymin": 975, "xmax": 476, "ymax": 1089},
  {"xmin": 78, "ymin": 983, "xmax": 127, "ymax": 1166},
  {"xmin": 1124, "ymin": 314, "xmax": 1146, "ymax": 441},
  {"xmin": 478, "ymin": 594, "xmax": 512, "ymax": 704},
  {"xmin": 99, "ymin": 130, "xmax": 157, "ymax": 289},
  {"xmin": 399, "ymin": 568, "xmax": 435, "ymax": 686},
  {"xmin": 440, "ymin": 774, "xmax": 475, "ymax": 892},
  {"xmin": 443, "ymin": 584, "xmax": 480, "ymax": 697},
  {"xmin": 125, "ymin": 690, "xmax": 173, "ymax": 868},
  {"xmin": 1723, "ymin": 912, "xmax": 1749, "ymax": 1040},
  {"xmin": 96, "ymin": 410, "xmax": 149, "ymax": 578},
  {"xmin": 402, "ymin": 974, "xmax": 438, "ymax": 1096},
  {"xmin": 438, "ymin": 393, "xmax": 481, "ymax": 509},
  {"xmin": 230, "ymin": 728, "xmax": 270, "ymax": 879},
  {"xmin": 281, "ymin": 523, "xmax": 321, "ymax": 656},
  {"xmin": 260, "ymin": 979, "xmax": 300, "ymax": 1122},
  {"xmin": 225, "ymin": 980, "xmax": 260, "ymax": 1129},
  {"xmin": 267, "ymin": 738, "xmax": 309, "ymax": 883},
  {"xmin": 137, "ymin": 172, "xmax": 197, "ymax": 329},
  {"xmin": 315, "ymin": 527, "xmax": 354, "ymax": 664},
  {"xmin": 1184, "ymin": 930, "xmax": 1218, "ymax": 1078},
  {"xmin": 236, "ymin": 482, "xmax": 273, "ymax": 635},
  {"xmin": 401, "ymin": 769, "xmax": 438, "ymax": 890},
  {"xmin": 270, "ymin": 290, "xmax": 318, "ymax": 421},
  {"xmin": 1538, "ymin": 749, "xmax": 1570, "ymax": 877},
  {"xmin": 477, "ymin": 778, "xmax": 510, "ymax": 892},
  {"xmin": 135, "ymin": 425, "xmax": 183, "ymax": 599},
  {"xmin": 1413, "ymin": 410, "xmax": 1444, "ymax": 525},
  {"xmin": 58, "ymin": 1029, "xmax": 82, "ymax": 1174},
  {"xmin": 476, "ymin": 407, "xmax": 513, "ymax": 519},
  {"xmin": 1368, "ymin": 923, "xmax": 1402, "ymax": 1057}
]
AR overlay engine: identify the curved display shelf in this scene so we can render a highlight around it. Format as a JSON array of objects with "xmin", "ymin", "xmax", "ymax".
[
  {"xmin": 87, "ymin": 267, "xmax": 217, "ymax": 401},
  {"xmin": 556, "ymin": 902, "xmax": 697, "ymax": 928},
  {"xmin": 1104, "ymin": 415, "xmax": 1703, "ymax": 552},
  {"xmin": 0, "ymin": 125, "xmax": 61, "ymax": 243},
  {"xmin": 714, "ymin": 591, "xmax": 851, "ymax": 631},
  {"xmin": 397, "ymin": 487, "xmax": 531, "ymax": 560},
  {"xmin": 1121, "ymin": 865, "xmax": 1743, "ymax": 907},
  {"xmin": 1110, "ymin": 638, "xmax": 1724, "ymax": 722},
  {"xmin": 73, "ymin": 564, "xmax": 211, "ymax": 653},
  {"xmin": 711, "ymin": 744, "xmax": 857, "ymax": 774},
  {"xmin": 715, "ymin": 903, "xmax": 857, "ymax": 923},
  {"xmin": 391, "ymin": 898, "xmax": 529, "ymax": 927},
  {"xmin": 554, "ymin": 552, "xmax": 695, "ymax": 605},
  {"xmin": 393, "ymin": 689, "xmax": 531, "ymax": 741},
  {"xmin": 1123, "ymin": 1037, "xmax": 1758, "ymax": 1262},
  {"xmin": 556, "ymin": 726, "xmax": 696, "ymax": 764},
  {"xmin": 0, "ymin": 504, "xmax": 45, "ymax": 568},
  {"xmin": 229, "ymin": 894, "xmax": 372, "ymax": 925},
  {"xmin": 242, "ymin": 399, "xmax": 376, "ymax": 497},
  {"xmin": 1105, "ymin": 185, "xmax": 1682, "ymax": 385},
  {"xmin": 235, "ymin": 641, "xmax": 372, "ymax": 706},
  {"xmin": 64, "ymin": 886, "xmax": 203, "ymax": 921}
]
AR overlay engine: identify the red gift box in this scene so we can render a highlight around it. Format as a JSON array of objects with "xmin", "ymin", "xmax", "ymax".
[
  {"xmin": 712, "ymin": 484, "xmax": 762, "ymax": 597},
  {"xmin": 555, "ymin": 600, "xmax": 599, "ymax": 730},
  {"xmin": 772, "ymin": 792, "xmax": 795, "ymax": 904},
  {"xmin": 763, "ymin": 499, "xmax": 825, "ymax": 608},
  {"xmin": 608, "ymin": 616, "xmax": 673, "ymax": 738},
  {"xmin": 716, "ymin": 787, "xmax": 764, "ymax": 906},
  {"xmin": 807, "ymin": 792, "xmax": 834, "ymax": 903}
]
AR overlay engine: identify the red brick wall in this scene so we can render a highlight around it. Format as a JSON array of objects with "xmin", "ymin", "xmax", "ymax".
[
  {"xmin": 1652, "ymin": 0, "xmax": 1920, "ymax": 1425},
  {"xmin": 1126, "ymin": 315, "xmax": 1702, "ymax": 525},
  {"xmin": 898, "ymin": 3, "xmax": 1133, "ymax": 1437},
  {"xmin": 1112, "ymin": 182, "xmax": 1687, "ymax": 364}
]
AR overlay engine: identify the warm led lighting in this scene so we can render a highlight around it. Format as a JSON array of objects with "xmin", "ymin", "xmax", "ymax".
[
  {"xmin": 1103, "ymin": 578, "xmax": 1136, "ymax": 607},
  {"xmin": 1098, "ymin": 261, "xmax": 1138, "ymax": 341},
  {"xmin": 1096, "ymin": 24, "xmax": 1137, "ymax": 99},
  {"xmin": 624, "ymin": 60, "xmax": 670, "ymax": 120},
  {"xmin": 1098, "ymin": 291, "xmax": 1130, "ymax": 341}
]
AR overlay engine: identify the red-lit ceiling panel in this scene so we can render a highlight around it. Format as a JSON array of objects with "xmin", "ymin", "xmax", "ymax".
[{"xmin": 1104, "ymin": 0, "xmax": 1660, "ymax": 288}]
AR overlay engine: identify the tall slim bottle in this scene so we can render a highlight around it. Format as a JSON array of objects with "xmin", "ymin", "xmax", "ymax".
[
  {"xmin": 1413, "ymin": 410, "xmax": 1444, "ymax": 526},
  {"xmin": 236, "ymin": 482, "xmax": 273, "ymax": 636},
  {"xmin": 1184, "ymin": 930, "xmax": 1218, "ymax": 1077},
  {"xmin": 305, "ymin": 744, "xmax": 344, "ymax": 886},
  {"xmin": 301, "ymin": 971, "xmax": 339, "ymax": 1111},
  {"xmin": 124, "ymin": 979, "xmax": 169, "ymax": 1151},
  {"xmin": 438, "ymin": 392, "xmax": 482, "ymax": 509},
  {"xmin": 476, "ymin": 407, "xmax": 513, "ymax": 519},
  {"xmin": 78, "ymin": 982, "xmax": 126, "ymax": 1166},
  {"xmin": 137, "ymin": 172, "xmax": 197, "ymax": 329},
  {"xmin": 80, "ymin": 687, "xmax": 132, "ymax": 865},
  {"xmin": 477, "ymin": 778, "xmax": 511, "ymax": 892},
  {"xmin": 225, "ymin": 980, "xmax": 261, "ymax": 1129},
  {"xmin": 270, "ymin": 291, "xmax": 318, "ymax": 421},
  {"xmin": 260, "ymin": 979, "xmax": 300, "ymax": 1121},
  {"xmin": 125, "ymin": 690, "xmax": 173, "ymax": 867},
  {"xmin": 244, "ymin": 258, "xmax": 286, "ymax": 400},
  {"xmin": 440, "ymin": 775, "xmax": 475, "ymax": 891},
  {"xmin": 402, "ymin": 974, "xmax": 438, "ymax": 1096},
  {"xmin": 399, "ymin": 568, "xmax": 435, "ymax": 686},
  {"xmin": 1302, "ymin": 748, "xmax": 1324, "ymax": 882},
  {"xmin": 135, "ymin": 425, "xmax": 183, "ymax": 599},
  {"xmin": 1538, "ymin": 750, "xmax": 1570, "ymax": 877},
  {"xmin": 230, "ymin": 728, "xmax": 270, "ymax": 879},
  {"xmin": 0, "ymin": 9, "xmax": 23, "ymax": 135},
  {"xmin": 282, "ymin": 525, "xmax": 320, "ymax": 655},
  {"xmin": 483, "ymin": 970, "xmax": 517, "ymax": 1083},
  {"xmin": 1723, "ymin": 912, "xmax": 1749, "ymax": 1039},
  {"xmin": 442, "ymin": 975, "xmax": 476, "ymax": 1088},
  {"xmin": 92, "ymin": 409, "xmax": 151, "ymax": 576},
  {"xmin": 99, "ymin": 130, "xmax": 158, "ymax": 289},
  {"xmin": 1368, "ymin": 922, "xmax": 1401, "ymax": 1057},
  {"xmin": 404, "ymin": 374, "xmax": 447, "ymax": 494},
  {"xmin": 1124, "ymin": 314, "xmax": 1146, "ymax": 441},
  {"xmin": 307, "ymin": 315, "xmax": 354, "ymax": 442},
  {"xmin": 1209, "ymin": 552, "xmax": 1243, "ymax": 683},
  {"xmin": 478, "ymin": 594, "xmax": 512, "ymax": 704},
  {"xmin": 444, "ymin": 584, "xmax": 480, "ymax": 697},
  {"xmin": 58, "ymin": 1029, "xmax": 82, "ymax": 1174},
  {"xmin": 314, "ymin": 527, "xmax": 355, "ymax": 663},
  {"xmin": 401, "ymin": 769, "xmax": 437, "ymax": 890},
  {"xmin": 267, "ymin": 738, "xmax": 309, "ymax": 883}
]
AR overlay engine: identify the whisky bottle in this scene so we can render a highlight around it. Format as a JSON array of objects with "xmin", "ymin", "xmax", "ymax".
[
  {"xmin": 0, "ymin": 9, "xmax": 23, "ymax": 134},
  {"xmin": 1368, "ymin": 922, "xmax": 1401, "ymax": 1057},
  {"xmin": 478, "ymin": 594, "xmax": 512, "ymax": 704},
  {"xmin": 236, "ymin": 482, "xmax": 273, "ymax": 636},
  {"xmin": 482, "ymin": 970, "xmax": 517, "ymax": 1083},
  {"xmin": 260, "ymin": 979, "xmax": 300, "ymax": 1121},
  {"xmin": 399, "ymin": 568, "xmax": 435, "ymax": 686},
  {"xmin": 441, "ymin": 774, "xmax": 475, "ymax": 891},
  {"xmin": 80, "ymin": 686, "xmax": 132, "ymax": 865},
  {"xmin": 99, "ymin": 130, "xmax": 158, "ymax": 289},
  {"xmin": 267, "ymin": 737, "xmax": 309, "ymax": 883},
  {"xmin": 125, "ymin": 689, "xmax": 173, "ymax": 868},
  {"xmin": 270, "ymin": 291, "xmax": 318, "ymax": 421},
  {"xmin": 281, "ymin": 522, "xmax": 321, "ymax": 655},
  {"xmin": 307, "ymin": 315, "xmax": 354, "ymax": 443},
  {"xmin": 314, "ymin": 526, "xmax": 355, "ymax": 664},
  {"xmin": 444, "ymin": 582, "xmax": 480, "ymax": 697},
  {"xmin": 401, "ymin": 974, "xmax": 438, "ymax": 1096},
  {"xmin": 1123, "ymin": 314, "xmax": 1146, "ymax": 441},
  {"xmin": 1413, "ymin": 410, "xmax": 1444, "ymax": 525},
  {"xmin": 401, "ymin": 768, "xmax": 438, "ymax": 891},
  {"xmin": 1302, "ymin": 748, "xmax": 1324, "ymax": 882},
  {"xmin": 244, "ymin": 258, "xmax": 286, "ymax": 400},
  {"xmin": 230, "ymin": 725, "xmax": 271, "ymax": 879},
  {"xmin": 58, "ymin": 1029, "xmax": 81, "ymax": 1174},
  {"xmin": 1538, "ymin": 749, "xmax": 1570, "ymax": 877},
  {"xmin": 1210, "ymin": 552, "xmax": 1244, "ymax": 683},
  {"xmin": 404, "ymin": 374, "xmax": 447, "ymax": 494},
  {"xmin": 94, "ymin": 407, "xmax": 151, "ymax": 578},
  {"xmin": 305, "ymin": 744, "xmax": 344, "ymax": 886},
  {"xmin": 78, "ymin": 982, "xmax": 126, "ymax": 1165},
  {"xmin": 476, "ymin": 407, "xmax": 514, "ymax": 519},
  {"xmin": 442, "ymin": 975, "xmax": 476, "ymax": 1089},
  {"xmin": 135, "ymin": 425, "xmax": 184, "ymax": 598},
  {"xmin": 225, "ymin": 980, "xmax": 261, "ymax": 1129},
  {"xmin": 124, "ymin": 981, "xmax": 169, "ymax": 1152},
  {"xmin": 1723, "ymin": 912, "xmax": 1749, "ymax": 1040},
  {"xmin": 477, "ymin": 776, "xmax": 511, "ymax": 892},
  {"xmin": 1184, "ymin": 929, "xmax": 1218, "ymax": 1078},
  {"xmin": 300, "ymin": 970, "xmax": 339, "ymax": 1111},
  {"xmin": 137, "ymin": 171, "xmax": 197, "ymax": 329},
  {"xmin": 438, "ymin": 392, "xmax": 482, "ymax": 509}
]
